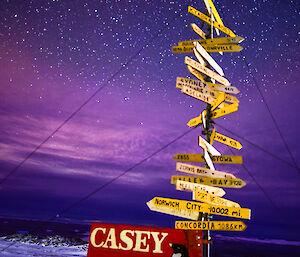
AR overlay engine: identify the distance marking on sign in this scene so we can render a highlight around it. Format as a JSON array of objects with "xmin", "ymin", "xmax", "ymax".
[
  {"xmin": 176, "ymin": 162, "xmax": 236, "ymax": 179},
  {"xmin": 147, "ymin": 201, "xmax": 199, "ymax": 220},
  {"xmin": 200, "ymin": 36, "xmax": 244, "ymax": 45},
  {"xmin": 171, "ymin": 176, "xmax": 246, "ymax": 188},
  {"xmin": 194, "ymin": 42, "xmax": 224, "ymax": 76},
  {"xmin": 193, "ymin": 189, "xmax": 240, "ymax": 208},
  {"xmin": 190, "ymin": 23, "xmax": 206, "ymax": 39},
  {"xmin": 188, "ymin": 6, "xmax": 236, "ymax": 37},
  {"xmin": 175, "ymin": 220, "xmax": 246, "ymax": 231},
  {"xmin": 185, "ymin": 56, "xmax": 230, "ymax": 86},
  {"xmin": 206, "ymin": 82, "xmax": 240, "ymax": 95},
  {"xmin": 151, "ymin": 197, "xmax": 251, "ymax": 219},
  {"xmin": 203, "ymin": 44, "xmax": 243, "ymax": 52},
  {"xmin": 172, "ymin": 153, "xmax": 243, "ymax": 164},
  {"xmin": 214, "ymin": 132, "xmax": 243, "ymax": 150},
  {"xmin": 175, "ymin": 180, "xmax": 226, "ymax": 197}
]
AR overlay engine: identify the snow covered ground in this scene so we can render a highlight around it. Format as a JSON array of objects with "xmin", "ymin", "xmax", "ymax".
[{"xmin": 0, "ymin": 234, "xmax": 87, "ymax": 257}]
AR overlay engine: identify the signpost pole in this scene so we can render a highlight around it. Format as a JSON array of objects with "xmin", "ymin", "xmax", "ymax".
[{"xmin": 200, "ymin": 6, "xmax": 215, "ymax": 257}]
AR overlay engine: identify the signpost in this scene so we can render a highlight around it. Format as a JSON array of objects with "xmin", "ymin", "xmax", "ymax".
[
  {"xmin": 176, "ymin": 162, "xmax": 236, "ymax": 179},
  {"xmin": 193, "ymin": 189, "xmax": 240, "ymax": 208},
  {"xmin": 214, "ymin": 132, "xmax": 243, "ymax": 150},
  {"xmin": 175, "ymin": 221, "xmax": 246, "ymax": 231},
  {"xmin": 176, "ymin": 180, "xmax": 226, "ymax": 197},
  {"xmin": 151, "ymin": 197, "xmax": 251, "ymax": 219},
  {"xmin": 171, "ymin": 176, "xmax": 246, "ymax": 188},
  {"xmin": 173, "ymin": 153, "xmax": 243, "ymax": 164}
]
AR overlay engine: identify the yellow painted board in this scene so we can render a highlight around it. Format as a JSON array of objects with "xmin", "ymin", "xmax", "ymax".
[
  {"xmin": 147, "ymin": 201, "xmax": 199, "ymax": 220},
  {"xmin": 187, "ymin": 102, "xmax": 238, "ymax": 127},
  {"xmin": 193, "ymin": 189, "xmax": 240, "ymax": 207},
  {"xmin": 214, "ymin": 132, "xmax": 243, "ymax": 150},
  {"xmin": 152, "ymin": 197, "xmax": 251, "ymax": 219},
  {"xmin": 172, "ymin": 45, "xmax": 193, "ymax": 53},
  {"xmin": 211, "ymin": 92, "xmax": 225, "ymax": 111},
  {"xmin": 171, "ymin": 176, "xmax": 246, "ymax": 188},
  {"xmin": 190, "ymin": 23, "xmax": 206, "ymax": 39},
  {"xmin": 177, "ymin": 37, "xmax": 244, "ymax": 47},
  {"xmin": 185, "ymin": 56, "xmax": 230, "ymax": 86},
  {"xmin": 172, "ymin": 153, "xmax": 243, "ymax": 164},
  {"xmin": 203, "ymin": 44, "xmax": 243, "ymax": 52},
  {"xmin": 188, "ymin": 6, "xmax": 236, "ymax": 37},
  {"xmin": 176, "ymin": 162, "xmax": 236, "ymax": 179},
  {"xmin": 175, "ymin": 221, "xmax": 247, "ymax": 231},
  {"xmin": 182, "ymin": 85, "xmax": 215, "ymax": 104},
  {"xmin": 176, "ymin": 77, "xmax": 207, "ymax": 90},
  {"xmin": 176, "ymin": 180, "xmax": 226, "ymax": 197}
]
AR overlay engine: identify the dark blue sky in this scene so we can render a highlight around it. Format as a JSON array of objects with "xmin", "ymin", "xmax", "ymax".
[{"xmin": 0, "ymin": 0, "xmax": 299, "ymax": 240}]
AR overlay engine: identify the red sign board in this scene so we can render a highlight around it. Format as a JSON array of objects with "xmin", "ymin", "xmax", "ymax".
[{"xmin": 87, "ymin": 223, "xmax": 203, "ymax": 257}]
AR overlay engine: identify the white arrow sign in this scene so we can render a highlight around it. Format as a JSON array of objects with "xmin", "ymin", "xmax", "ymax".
[{"xmin": 199, "ymin": 136, "xmax": 221, "ymax": 156}]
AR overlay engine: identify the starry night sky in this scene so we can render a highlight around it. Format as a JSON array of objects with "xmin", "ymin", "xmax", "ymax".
[{"xmin": 0, "ymin": 0, "xmax": 299, "ymax": 240}]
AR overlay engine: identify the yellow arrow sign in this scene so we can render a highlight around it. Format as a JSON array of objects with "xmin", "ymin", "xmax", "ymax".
[
  {"xmin": 152, "ymin": 197, "xmax": 251, "ymax": 219},
  {"xmin": 185, "ymin": 56, "xmax": 230, "ymax": 86},
  {"xmin": 176, "ymin": 180, "xmax": 226, "ymax": 197},
  {"xmin": 182, "ymin": 85, "xmax": 215, "ymax": 104},
  {"xmin": 193, "ymin": 189, "xmax": 240, "ymax": 208},
  {"xmin": 187, "ymin": 102, "xmax": 239, "ymax": 127},
  {"xmin": 188, "ymin": 6, "xmax": 236, "ymax": 37},
  {"xmin": 214, "ymin": 132, "xmax": 243, "ymax": 150},
  {"xmin": 172, "ymin": 153, "xmax": 243, "ymax": 164},
  {"xmin": 147, "ymin": 201, "xmax": 199, "ymax": 220},
  {"xmin": 176, "ymin": 162, "xmax": 236, "ymax": 179},
  {"xmin": 190, "ymin": 23, "xmax": 206, "ymax": 39},
  {"xmin": 211, "ymin": 92, "xmax": 225, "ymax": 110},
  {"xmin": 203, "ymin": 44, "xmax": 243, "ymax": 52},
  {"xmin": 175, "ymin": 221, "xmax": 247, "ymax": 231},
  {"xmin": 177, "ymin": 37, "xmax": 244, "ymax": 47},
  {"xmin": 171, "ymin": 176, "xmax": 246, "ymax": 188}
]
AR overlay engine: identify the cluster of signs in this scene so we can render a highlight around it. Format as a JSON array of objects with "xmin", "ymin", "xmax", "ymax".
[
  {"xmin": 87, "ymin": 1, "xmax": 250, "ymax": 256},
  {"xmin": 146, "ymin": 0, "xmax": 251, "ymax": 253}
]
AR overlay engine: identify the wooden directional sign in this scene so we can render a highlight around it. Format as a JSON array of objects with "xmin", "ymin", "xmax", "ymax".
[
  {"xmin": 172, "ymin": 45, "xmax": 193, "ymax": 54},
  {"xmin": 193, "ymin": 189, "xmax": 240, "ymax": 208},
  {"xmin": 188, "ymin": 6, "xmax": 236, "ymax": 37},
  {"xmin": 177, "ymin": 36, "xmax": 244, "ymax": 47},
  {"xmin": 147, "ymin": 201, "xmax": 199, "ymax": 220},
  {"xmin": 214, "ymin": 132, "xmax": 243, "ymax": 150},
  {"xmin": 202, "ymin": 0, "xmax": 221, "ymax": 36},
  {"xmin": 173, "ymin": 153, "xmax": 243, "ymax": 164},
  {"xmin": 182, "ymin": 85, "xmax": 215, "ymax": 104},
  {"xmin": 190, "ymin": 23, "xmax": 206, "ymax": 39},
  {"xmin": 176, "ymin": 77, "xmax": 207, "ymax": 90},
  {"xmin": 204, "ymin": 148, "xmax": 215, "ymax": 171},
  {"xmin": 176, "ymin": 162, "xmax": 236, "ymax": 179},
  {"xmin": 198, "ymin": 136, "xmax": 220, "ymax": 156},
  {"xmin": 187, "ymin": 65, "xmax": 206, "ymax": 82},
  {"xmin": 176, "ymin": 180, "xmax": 226, "ymax": 197},
  {"xmin": 206, "ymin": 82, "xmax": 240, "ymax": 95},
  {"xmin": 210, "ymin": 128, "xmax": 216, "ymax": 144},
  {"xmin": 185, "ymin": 56, "xmax": 230, "ymax": 86},
  {"xmin": 171, "ymin": 176, "xmax": 246, "ymax": 188},
  {"xmin": 175, "ymin": 221, "xmax": 247, "ymax": 231},
  {"xmin": 201, "ymin": 36, "xmax": 244, "ymax": 45},
  {"xmin": 187, "ymin": 102, "xmax": 238, "ymax": 127},
  {"xmin": 193, "ymin": 47, "xmax": 206, "ymax": 66},
  {"xmin": 203, "ymin": 44, "xmax": 243, "ymax": 52},
  {"xmin": 194, "ymin": 42, "xmax": 224, "ymax": 76},
  {"xmin": 204, "ymin": 0, "xmax": 224, "ymax": 27},
  {"xmin": 151, "ymin": 197, "xmax": 251, "ymax": 219},
  {"xmin": 211, "ymin": 92, "xmax": 225, "ymax": 110}
]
